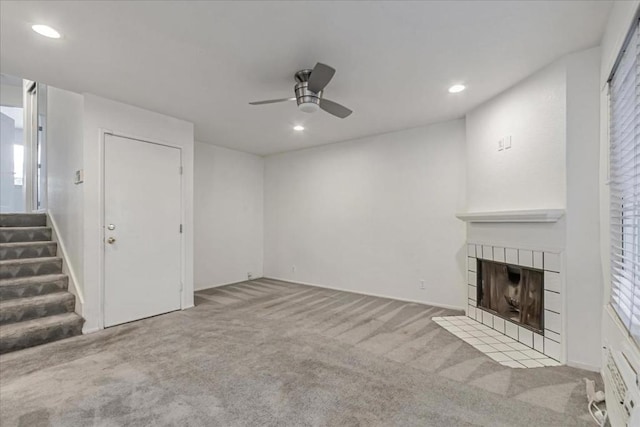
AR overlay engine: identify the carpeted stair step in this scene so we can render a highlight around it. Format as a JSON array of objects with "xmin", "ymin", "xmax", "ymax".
[
  {"xmin": 0, "ymin": 213, "xmax": 47, "ymax": 227},
  {"xmin": 0, "ymin": 312, "xmax": 84, "ymax": 354},
  {"xmin": 0, "ymin": 227, "xmax": 52, "ymax": 243},
  {"xmin": 0, "ymin": 257, "xmax": 63, "ymax": 279},
  {"xmin": 0, "ymin": 241, "xmax": 58, "ymax": 260},
  {"xmin": 0, "ymin": 292, "xmax": 75, "ymax": 325},
  {"xmin": 0, "ymin": 274, "xmax": 69, "ymax": 301}
]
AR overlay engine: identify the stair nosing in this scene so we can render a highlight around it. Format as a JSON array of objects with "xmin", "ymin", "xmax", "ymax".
[
  {"xmin": 0, "ymin": 241, "xmax": 57, "ymax": 247},
  {"xmin": 0, "ymin": 292, "xmax": 74, "ymax": 308},
  {"xmin": 0, "ymin": 257, "xmax": 62, "ymax": 265},
  {"xmin": 0, "ymin": 312, "xmax": 82, "ymax": 336},
  {"xmin": 0, "ymin": 274, "xmax": 67, "ymax": 285}
]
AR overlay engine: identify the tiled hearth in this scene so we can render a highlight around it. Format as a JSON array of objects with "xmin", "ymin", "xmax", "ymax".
[
  {"xmin": 437, "ymin": 242, "xmax": 564, "ymax": 367},
  {"xmin": 433, "ymin": 316, "xmax": 561, "ymax": 368}
]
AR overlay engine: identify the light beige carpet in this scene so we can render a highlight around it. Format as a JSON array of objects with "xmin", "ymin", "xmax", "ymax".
[{"xmin": 0, "ymin": 278, "xmax": 600, "ymax": 426}]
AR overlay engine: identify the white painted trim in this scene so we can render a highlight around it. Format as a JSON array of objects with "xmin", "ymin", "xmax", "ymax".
[
  {"xmin": 456, "ymin": 209, "xmax": 565, "ymax": 223},
  {"xmin": 195, "ymin": 277, "xmax": 264, "ymax": 292},
  {"xmin": 46, "ymin": 210, "xmax": 84, "ymax": 311},
  {"xmin": 98, "ymin": 128, "xmax": 187, "ymax": 328},
  {"xmin": 264, "ymin": 277, "xmax": 466, "ymax": 311}
]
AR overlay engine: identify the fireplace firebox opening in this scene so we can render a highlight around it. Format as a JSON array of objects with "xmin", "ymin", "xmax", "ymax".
[{"xmin": 476, "ymin": 259, "xmax": 544, "ymax": 333}]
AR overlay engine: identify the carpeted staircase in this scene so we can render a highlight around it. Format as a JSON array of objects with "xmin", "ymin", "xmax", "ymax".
[{"xmin": 0, "ymin": 213, "xmax": 84, "ymax": 354}]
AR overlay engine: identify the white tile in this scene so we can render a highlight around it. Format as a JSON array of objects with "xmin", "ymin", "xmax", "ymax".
[
  {"xmin": 479, "ymin": 337, "xmax": 502, "ymax": 345},
  {"xmin": 501, "ymin": 360, "xmax": 525, "ymax": 368},
  {"xmin": 493, "ymin": 317, "xmax": 506, "ymax": 334},
  {"xmin": 544, "ymin": 271, "xmax": 561, "ymax": 293},
  {"xmin": 533, "ymin": 333, "xmax": 544, "ymax": 352},
  {"xmin": 544, "ymin": 338, "xmax": 561, "ymax": 361},
  {"xmin": 467, "ymin": 305, "xmax": 476, "ymax": 319},
  {"xmin": 519, "ymin": 250, "xmax": 533, "ymax": 268},
  {"xmin": 457, "ymin": 332, "xmax": 473, "ymax": 339},
  {"xmin": 503, "ymin": 350, "xmax": 529, "ymax": 361},
  {"xmin": 492, "ymin": 343, "xmax": 515, "ymax": 352},
  {"xmin": 468, "ymin": 271, "xmax": 477, "ymax": 286},
  {"xmin": 487, "ymin": 352, "xmax": 512, "ymax": 362},
  {"xmin": 476, "ymin": 244, "xmax": 483, "ymax": 259},
  {"xmin": 496, "ymin": 335, "xmax": 515, "ymax": 343},
  {"xmin": 521, "ymin": 349, "xmax": 547, "ymax": 359},
  {"xmin": 544, "ymin": 310, "xmax": 561, "ymax": 334},
  {"xmin": 545, "ymin": 329, "xmax": 561, "ymax": 343},
  {"xmin": 482, "ymin": 311, "xmax": 494, "ymax": 327},
  {"xmin": 475, "ymin": 309, "xmax": 483, "ymax": 322},
  {"xmin": 468, "ymin": 257, "xmax": 477, "ymax": 272},
  {"xmin": 467, "ymin": 244, "xmax": 476, "ymax": 257},
  {"xmin": 505, "ymin": 322, "xmax": 518, "ymax": 339},
  {"xmin": 538, "ymin": 358, "xmax": 562, "ymax": 367},
  {"xmin": 520, "ymin": 359, "xmax": 544, "ymax": 368},
  {"xmin": 493, "ymin": 247, "xmax": 506, "ymax": 262},
  {"xmin": 468, "ymin": 285, "xmax": 476, "ymax": 300},
  {"xmin": 544, "ymin": 290, "xmax": 561, "ymax": 313},
  {"xmin": 544, "ymin": 252, "xmax": 561, "ymax": 272},
  {"xmin": 465, "ymin": 338, "xmax": 484, "ymax": 345},
  {"xmin": 446, "ymin": 326, "xmax": 463, "ymax": 333},
  {"xmin": 533, "ymin": 251, "xmax": 543, "ymax": 269},
  {"xmin": 505, "ymin": 248, "xmax": 518, "ymax": 265},
  {"xmin": 474, "ymin": 344, "xmax": 498, "ymax": 353},
  {"xmin": 518, "ymin": 327, "xmax": 533, "ymax": 347},
  {"xmin": 507, "ymin": 342, "xmax": 529, "ymax": 351},
  {"xmin": 482, "ymin": 245, "xmax": 493, "ymax": 260},
  {"xmin": 484, "ymin": 329, "xmax": 503, "ymax": 337}
]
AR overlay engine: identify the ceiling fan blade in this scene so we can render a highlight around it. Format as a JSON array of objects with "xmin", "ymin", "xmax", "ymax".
[
  {"xmin": 307, "ymin": 63, "xmax": 336, "ymax": 93},
  {"xmin": 319, "ymin": 98, "xmax": 352, "ymax": 118},
  {"xmin": 249, "ymin": 97, "xmax": 295, "ymax": 105}
]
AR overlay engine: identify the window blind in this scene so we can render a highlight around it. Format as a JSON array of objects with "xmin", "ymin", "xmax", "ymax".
[{"xmin": 610, "ymin": 19, "xmax": 640, "ymax": 345}]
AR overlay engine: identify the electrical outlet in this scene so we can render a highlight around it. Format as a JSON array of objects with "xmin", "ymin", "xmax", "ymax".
[
  {"xmin": 247, "ymin": 272, "xmax": 253, "ymax": 280},
  {"xmin": 498, "ymin": 138, "xmax": 504, "ymax": 151},
  {"xmin": 420, "ymin": 280, "xmax": 425, "ymax": 290}
]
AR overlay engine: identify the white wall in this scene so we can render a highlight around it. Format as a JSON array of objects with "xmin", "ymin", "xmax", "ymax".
[
  {"xmin": 466, "ymin": 61, "xmax": 566, "ymax": 212},
  {"xmin": 264, "ymin": 120, "xmax": 467, "ymax": 309},
  {"xmin": 46, "ymin": 87, "xmax": 85, "ymax": 312},
  {"xmin": 564, "ymin": 47, "xmax": 603, "ymax": 370},
  {"xmin": 82, "ymin": 94, "xmax": 195, "ymax": 332},
  {"xmin": 194, "ymin": 142, "xmax": 263, "ymax": 289}
]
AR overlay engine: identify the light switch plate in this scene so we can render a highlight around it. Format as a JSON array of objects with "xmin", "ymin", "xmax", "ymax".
[
  {"xmin": 74, "ymin": 169, "xmax": 84, "ymax": 184},
  {"xmin": 505, "ymin": 135, "xmax": 512, "ymax": 149},
  {"xmin": 498, "ymin": 138, "xmax": 504, "ymax": 151}
]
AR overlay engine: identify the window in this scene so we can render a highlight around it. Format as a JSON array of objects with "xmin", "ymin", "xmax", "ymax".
[{"xmin": 609, "ymin": 18, "xmax": 640, "ymax": 345}]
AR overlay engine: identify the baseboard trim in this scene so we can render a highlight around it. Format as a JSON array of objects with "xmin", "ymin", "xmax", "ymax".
[
  {"xmin": 566, "ymin": 360, "xmax": 600, "ymax": 372},
  {"xmin": 263, "ymin": 276, "xmax": 466, "ymax": 312},
  {"xmin": 195, "ymin": 277, "xmax": 264, "ymax": 292}
]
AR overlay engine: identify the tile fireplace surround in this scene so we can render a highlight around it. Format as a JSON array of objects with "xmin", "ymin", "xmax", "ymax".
[{"xmin": 460, "ymin": 243, "xmax": 564, "ymax": 364}]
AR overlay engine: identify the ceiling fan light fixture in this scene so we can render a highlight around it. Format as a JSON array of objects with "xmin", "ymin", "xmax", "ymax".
[
  {"xmin": 293, "ymin": 125, "xmax": 305, "ymax": 131},
  {"xmin": 298, "ymin": 102, "xmax": 320, "ymax": 114},
  {"xmin": 448, "ymin": 84, "xmax": 466, "ymax": 93}
]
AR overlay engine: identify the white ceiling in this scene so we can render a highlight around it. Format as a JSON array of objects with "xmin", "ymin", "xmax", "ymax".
[{"xmin": 0, "ymin": 1, "xmax": 612, "ymax": 155}]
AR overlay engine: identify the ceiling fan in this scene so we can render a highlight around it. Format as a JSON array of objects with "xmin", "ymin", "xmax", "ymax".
[{"xmin": 249, "ymin": 63, "xmax": 353, "ymax": 119}]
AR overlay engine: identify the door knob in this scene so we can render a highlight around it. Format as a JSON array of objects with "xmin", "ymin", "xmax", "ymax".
[{"xmin": 107, "ymin": 237, "xmax": 116, "ymax": 244}]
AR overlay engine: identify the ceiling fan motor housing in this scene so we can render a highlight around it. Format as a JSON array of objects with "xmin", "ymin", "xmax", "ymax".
[{"xmin": 294, "ymin": 69, "xmax": 321, "ymax": 113}]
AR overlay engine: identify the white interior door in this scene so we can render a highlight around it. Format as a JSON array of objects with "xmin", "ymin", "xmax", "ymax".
[{"xmin": 104, "ymin": 134, "xmax": 182, "ymax": 327}]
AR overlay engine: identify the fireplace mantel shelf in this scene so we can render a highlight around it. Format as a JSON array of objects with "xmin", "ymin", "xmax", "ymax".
[{"xmin": 455, "ymin": 209, "xmax": 565, "ymax": 223}]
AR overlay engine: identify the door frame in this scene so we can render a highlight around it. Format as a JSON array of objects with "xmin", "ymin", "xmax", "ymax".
[{"xmin": 98, "ymin": 128, "xmax": 185, "ymax": 328}]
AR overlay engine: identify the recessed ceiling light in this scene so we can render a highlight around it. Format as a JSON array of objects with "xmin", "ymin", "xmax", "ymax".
[
  {"xmin": 448, "ymin": 84, "xmax": 466, "ymax": 93},
  {"xmin": 293, "ymin": 125, "xmax": 305, "ymax": 131},
  {"xmin": 32, "ymin": 24, "xmax": 61, "ymax": 39}
]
